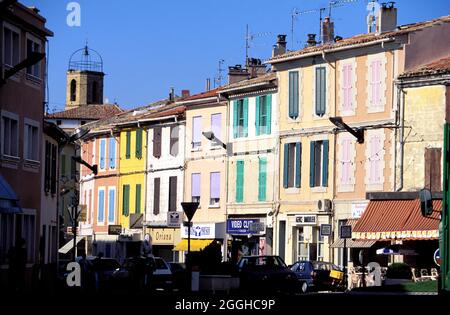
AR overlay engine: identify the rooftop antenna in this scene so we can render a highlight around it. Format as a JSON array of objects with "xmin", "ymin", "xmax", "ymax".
[
  {"xmin": 215, "ymin": 59, "xmax": 225, "ymax": 88},
  {"xmin": 245, "ymin": 24, "xmax": 271, "ymax": 67}
]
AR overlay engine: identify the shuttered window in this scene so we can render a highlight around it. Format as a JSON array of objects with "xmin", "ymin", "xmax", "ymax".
[
  {"xmin": 210, "ymin": 172, "xmax": 220, "ymax": 206},
  {"xmin": 153, "ymin": 126, "xmax": 162, "ymax": 158},
  {"xmin": 283, "ymin": 142, "xmax": 301, "ymax": 188},
  {"xmin": 135, "ymin": 129, "xmax": 143, "ymax": 159},
  {"xmin": 342, "ymin": 64, "xmax": 352, "ymax": 112},
  {"xmin": 191, "ymin": 173, "xmax": 201, "ymax": 203},
  {"xmin": 109, "ymin": 137, "xmax": 116, "ymax": 169},
  {"xmin": 236, "ymin": 160, "xmax": 244, "ymax": 202},
  {"xmin": 369, "ymin": 136, "xmax": 382, "ymax": 184},
  {"xmin": 425, "ymin": 148, "xmax": 442, "ymax": 191},
  {"xmin": 256, "ymin": 94, "xmax": 272, "ymax": 135},
  {"xmin": 44, "ymin": 141, "xmax": 51, "ymax": 193},
  {"xmin": 169, "ymin": 176, "xmax": 177, "ymax": 211},
  {"xmin": 122, "ymin": 185, "xmax": 130, "ymax": 216},
  {"xmin": 125, "ymin": 131, "xmax": 131, "ymax": 159},
  {"xmin": 153, "ymin": 178, "xmax": 160, "ymax": 215},
  {"xmin": 170, "ymin": 125, "xmax": 179, "ymax": 156},
  {"xmin": 341, "ymin": 139, "xmax": 352, "ymax": 185},
  {"xmin": 108, "ymin": 189, "xmax": 115, "ymax": 223},
  {"xmin": 98, "ymin": 189, "xmax": 105, "ymax": 223},
  {"xmin": 315, "ymin": 67, "xmax": 326, "ymax": 116},
  {"xmin": 234, "ymin": 99, "xmax": 248, "ymax": 138},
  {"xmin": 258, "ymin": 158, "xmax": 267, "ymax": 201},
  {"xmin": 135, "ymin": 184, "xmax": 141, "ymax": 214},
  {"xmin": 309, "ymin": 140, "xmax": 329, "ymax": 187},
  {"xmin": 50, "ymin": 144, "xmax": 57, "ymax": 195},
  {"xmin": 99, "ymin": 138, "xmax": 106, "ymax": 170},
  {"xmin": 370, "ymin": 60, "xmax": 382, "ymax": 108},
  {"xmin": 288, "ymin": 71, "xmax": 299, "ymax": 119},
  {"xmin": 192, "ymin": 116, "xmax": 202, "ymax": 148}
]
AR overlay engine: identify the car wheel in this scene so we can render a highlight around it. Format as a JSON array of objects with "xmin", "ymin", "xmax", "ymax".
[{"xmin": 301, "ymin": 282, "xmax": 308, "ymax": 293}]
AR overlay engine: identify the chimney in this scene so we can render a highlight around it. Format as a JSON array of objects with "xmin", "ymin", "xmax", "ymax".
[
  {"xmin": 376, "ymin": 2, "xmax": 397, "ymax": 33},
  {"xmin": 181, "ymin": 89, "xmax": 190, "ymax": 98},
  {"xmin": 321, "ymin": 17, "xmax": 334, "ymax": 44},
  {"xmin": 306, "ymin": 34, "xmax": 317, "ymax": 47},
  {"xmin": 228, "ymin": 65, "xmax": 249, "ymax": 84},
  {"xmin": 247, "ymin": 58, "xmax": 267, "ymax": 79},
  {"xmin": 206, "ymin": 78, "xmax": 211, "ymax": 91},
  {"xmin": 169, "ymin": 87, "xmax": 175, "ymax": 101},
  {"xmin": 272, "ymin": 34, "xmax": 287, "ymax": 57}
]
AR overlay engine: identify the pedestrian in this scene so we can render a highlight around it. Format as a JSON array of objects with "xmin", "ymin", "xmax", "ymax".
[{"xmin": 8, "ymin": 238, "xmax": 27, "ymax": 293}]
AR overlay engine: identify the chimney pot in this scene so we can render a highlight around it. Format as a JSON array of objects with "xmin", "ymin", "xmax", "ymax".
[
  {"xmin": 376, "ymin": 2, "xmax": 397, "ymax": 33},
  {"xmin": 272, "ymin": 34, "xmax": 287, "ymax": 57},
  {"xmin": 181, "ymin": 90, "xmax": 190, "ymax": 98},
  {"xmin": 306, "ymin": 34, "xmax": 317, "ymax": 47},
  {"xmin": 321, "ymin": 17, "xmax": 334, "ymax": 44},
  {"xmin": 169, "ymin": 87, "xmax": 175, "ymax": 101}
]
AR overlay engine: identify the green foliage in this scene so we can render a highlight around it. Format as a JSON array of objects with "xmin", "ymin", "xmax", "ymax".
[{"xmin": 386, "ymin": 263, "xmax": 412, "ymax": 279}]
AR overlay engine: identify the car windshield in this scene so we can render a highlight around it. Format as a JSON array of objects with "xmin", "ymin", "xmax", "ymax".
[
  {"xmin": 155, "ymin": 258, "xmax": 168, "ymax": 269},
  {"xmin": 94, "ymin": 259, "xmax": 120, "ymax": 270},
  {"xmin": 242, "ymin": 256, "xmax": 286, "ymax": 268}
]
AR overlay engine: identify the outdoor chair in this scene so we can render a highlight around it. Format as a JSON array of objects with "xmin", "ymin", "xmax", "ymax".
[
  {"xmin": 411, "ymin": 268, "xmax": 424, "ymax": 282},
  {"xmin": 420, "ymin": 269, "xmax": 429, "ymax": 277},
  {"xmin": 431, "ymin": 268, "xmax": 439, "ymax": 280}
]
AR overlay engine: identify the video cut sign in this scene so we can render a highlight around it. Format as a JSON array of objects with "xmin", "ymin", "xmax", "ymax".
[{"xmin": 227, "ymin": 219, "xmax": 261, "ymax": 235}]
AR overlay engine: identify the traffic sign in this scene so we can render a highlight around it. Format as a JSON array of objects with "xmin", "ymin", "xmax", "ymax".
[
  {"xmin": 167, "ymin": 211, "xmax": 182, "ymax": 227},
  {"xmin": 434, "ymin": 248, "xmax": 440, "ymax": 266},
  {"xmin": 320, "ymin": 224, "xmax": 332, "ymax": 236}
]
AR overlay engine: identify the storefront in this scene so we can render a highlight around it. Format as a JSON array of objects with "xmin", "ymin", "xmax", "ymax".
[{"xmin": 147, "ymin": 227, "xmax": 181, "ymax": 262}]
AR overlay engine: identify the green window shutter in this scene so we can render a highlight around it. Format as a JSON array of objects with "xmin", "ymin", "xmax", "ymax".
[
  {"xmin": 243, "ymin": 98, "xmax": 249, "ymax": 137},
  {"xmin": 126, "ymin": 131, "xmax": 131, "ymax": 159},
  {"xmin": 283, "ymin": 143, "xmax": 289, "ymax": 188},
  {"xmin": 322, "ymin": 140, "xmax": 329, "ymax": 187},
  {"xmin": 135, "ymin": 184, "xmax": 141, "ymax": 214},
  {"xmin": 255, "ymin": 96, "xmax": 260, "ymax": 136},
  {"xmin": 258, "ymin": 158, "xmax": 267, "ymax": 201},
  {"xmin": 135, "ymin": 129, "xmax": 142, "ymax": 159},
  {"xmin": 309, "ymin": 141, "xmax": 315, "ymax": 187},
  {"xmin": 289, "ymin": 71, "xmax": 299, "ymax": 119},
  {"xmin": 295, "ymin": 142, "xmax": 301, "ymax": 188},
  {"xmin": 236, "ymin": 160, "xmax": 244, "ymax": 202},
  {"xmin": 123, "ymin": 185, "xmax": 130, "ymax": 216},
  {"xmin": 315, "ymin": 67, "xmax": 326, "ymax": 116},
  {"xmin": 266, "ymin": 94, "xmax": 272, "ymax": 135},
  {"xmin": 233, "ymin": 100, "xmax": 238, "ymax": 138}
]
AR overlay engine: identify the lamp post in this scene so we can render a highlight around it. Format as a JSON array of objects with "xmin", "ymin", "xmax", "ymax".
[{"xmin": 181, "ymin": 202, "xmax": 199, "ymax": 291}]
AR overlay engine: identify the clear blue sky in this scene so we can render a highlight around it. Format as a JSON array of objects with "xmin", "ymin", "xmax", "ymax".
[{"xmin": 23, "ymin": 0, "xmax": 450, "ymax": 111}]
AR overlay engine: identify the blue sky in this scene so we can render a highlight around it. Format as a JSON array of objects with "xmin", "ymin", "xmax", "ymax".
[{"xmin": 23, "ymin": 0, "xmax": 450, "ymax": 111}]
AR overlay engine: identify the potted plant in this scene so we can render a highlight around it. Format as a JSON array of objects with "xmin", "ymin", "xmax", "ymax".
[{"xmin": 384, "ymin": 262, "xmax": 413, "ymax": 285}]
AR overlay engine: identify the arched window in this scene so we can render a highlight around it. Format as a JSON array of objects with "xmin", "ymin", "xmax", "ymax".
[
  {"xmin": 92, "ymin": 81, "xmax": 98, "ymax": 103},
  {"xmin": 70, "ymin": 79, "xmax": 76, "ymax": 102}
]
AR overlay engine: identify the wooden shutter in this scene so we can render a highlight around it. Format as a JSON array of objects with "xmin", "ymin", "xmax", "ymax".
[
  {"xmin": 295, "ymin": 142, "xmax": 302, "ymax": 188},
  {"xmin": 315, "ymin": 67, "xmax": 326, "ymax": 116},
  {"xmin": 108, "ymin": 189, "xmax": 115, "ymax": 223},
  {"xmin": 243, "ymin": 98, "xmax": 249, "ymax": 137},
  {"xmin": 153, "ymin": 126, "xmax": 161, "ymax": 158},
  {"xmin": 169, "ymin": 176, "xmax": 177, "ymax": 211},
  {"xmin": 123, "ymin": 185, "xmax": 130, "ymax": 216},
  {"xmin": 109, "ymin": 137, "xmax": 116, "ymax": 169},
  {"xmin": 45, "ymin": 141, "xmax": 51, "ymax": 192},
  {"xmin": 309, "ymin": 141, "xmax": 315, "ymax": 187},
  {"xmin": 126, "ymin": 131, "xmax": 131, "ymax": 159},
  {"xmin": 289, "ymin": 71, "xmax": 299, "ymax": 119},
  {"xmin": 211, "ymin": 113, "xmax": 222, "ymax": 141},
  {"xmin": 170, "ymin": 125, "xmax": 179, "ymax": 156},
  {"xmin": 236, "ymin": 161, "xmax": 244, "ymax": 202},
  {"xmin": 153, "ymin": 178, "xmax": 160, "ymax": 215},
  {"xmin": 50, "ymin": 144, "xmax": 57, "ymax": 195},
  {"xmin": 100, "ymin": 139, "xmax": 106, "ymax": 169},
  {"xmin": 283, "ymin": 143, "xmax": 289, "ymax": 188},
  {"xmin": 233, "ymin": 100, "xmax": 238, "ymax": 138},
  {"xmin": 258, "ymin": 158, "xmax": 267, "ymax": 201},
  {"xmin": 98, "ymin": 190, "xmax": 105, "ymax": 222},
  {"xmin": 135, "ymin": 184, "xmax": 141, "ymax": 214},
  {"xmin": 341, "ymin": 139, "xmax": 350, "ymax": 185},
  {"xmin": 425, "ymin": 148, "xmax": 442, "ymax": 191},
  {"xmin": 343, "ymin": 65, "xmax": 352, "ymax": 111},
  {"xmin": 266, "ymin": 94, "xmax": 272, "ymax": 134},
  {"xmin": 255, "ymin": 96, "xmax": 260, "ymax": 136},
  {"xmin": 322, "ymin": 140, "xmax": 329, "ymax": 187},
  {"xmin": 135, "ymin": 129, "xmax": 142, "ymax": 159}
]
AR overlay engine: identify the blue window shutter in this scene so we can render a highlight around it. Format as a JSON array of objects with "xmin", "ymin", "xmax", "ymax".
[
  {"xmin": 266, "ymin": 94, "xmax": 272, "ymax": 135},
  {"xmin": 255, "ymin": 96, "xmax": 260, "ymax": 136},
  {"xmin": 309, "ymin": 141, "xmax": 315, "ymax": 187},
  {"xmin": 109, "ymin": 137, "xmax": 116, "ymax": 169},
  {"xmin": 258, "ymin": 158, "xmax": 267, "ymax": 201},
  {"xmin": 322, "ymin": 140, "xmax": 329, "ymax": 187},
  {"xmin": 108, "ymin": 189, "xmax": 115, "ymax": 223},
  {"xmin": 98, "ymin": 190, "xmax": 104, "ymax": 222},
  {"xmin": 243, "ymin": 98, "xmax": 249, "ymax": 137},
  {"xmin": 283, "ymin": 143, "xmax": 289, "ymax": 188},
  {"xmin": 100, "ymin": 139, "xmax": 105, "ymax": 169},
  {"xmin": 295, "ymin": 142, "xmax": 301, "ymax": 188},
  {"xmin": 233, "ymin": 100, "xmax": 238, "ymax": 138},
  {"xmin": 236, "ymin": 161, "xmax": 244, "ymax": 202}
]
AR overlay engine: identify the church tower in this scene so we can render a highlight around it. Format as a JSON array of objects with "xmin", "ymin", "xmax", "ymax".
[{"xmin": 65, "ymin": 45, "xmax": 104, "ymax": 109}]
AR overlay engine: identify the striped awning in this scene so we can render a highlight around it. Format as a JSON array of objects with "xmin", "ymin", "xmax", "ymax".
[
  {"xmin": 353, "ymin": 199, "xmax": 441, "ymax": 241},
  {"xmin": 330, "ymin": 239, "xmax": 376, "ymax": 248}
]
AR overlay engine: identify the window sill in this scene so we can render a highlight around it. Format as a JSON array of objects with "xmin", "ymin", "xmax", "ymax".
[
  {"xmin": 285, "ymin": 187, "xmax": 300, "ymax": 194},
  {"xmin": 25, "ymin": 73, "xmax": 42, "ymax": 83},
  {"xmin": 191, "ymin": 147, "xmax": 202, "ymax": 152},
  {"xmin": 208, "ymin": 204, "xmax": 220, "ymax": 209},
  {"xmin": 367, "ymin": 106, "xmax": 385, "ymax": 114},
  {"xmin": 311, "ymin": 186, "xmax": 327, "ymax": 193},
  {"xmin": 1, "ymin": 154, "xmax": 20, "ymax": 162},
  {"xmin": 210, "ymin": 145, "xmax": 222, "ymax": 151}
]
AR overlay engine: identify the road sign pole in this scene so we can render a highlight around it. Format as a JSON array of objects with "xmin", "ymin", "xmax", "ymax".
[{"xmin": 441, "ymin": 123, "xmax": 450, "ymax": 293}]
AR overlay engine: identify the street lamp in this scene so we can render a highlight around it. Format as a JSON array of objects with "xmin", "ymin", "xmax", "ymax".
[
  {"xmin": 181, "ymin": 202, "xmax": 199, "ymax": 291},
  {"xmin": 329, "ymin": 116, "xmax": 364, "ymax": 144}
]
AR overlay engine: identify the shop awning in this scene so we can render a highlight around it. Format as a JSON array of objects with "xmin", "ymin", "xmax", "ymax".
[
  {"xmin": 173, "ymin": 239, "xmax": 214, "ymax": 251},
  {"xmin": 58, "ymin": 236, "xmax": 85, "ymax": 254},
  {"xmin": 330, "ymin": 239, "xmax": 376, "ymax": 248},
  {"xmin": 0, "ymin": 174, "xmax": 22, "ymax": 214},
  {"xmin": 353, "ymin": 199, "xmax": 441, "ymax": 241}
]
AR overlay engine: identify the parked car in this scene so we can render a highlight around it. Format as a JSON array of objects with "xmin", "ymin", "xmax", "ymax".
[
  {"xmin": 237, "ymin": 255, "xmax": 298, "ymax": 294},
  {"xmin": 290, "ymin": 260, "xmax": 344, "ymax": 293},
  {"xmin": 168, "ymin": 262, "xmax": 188, "ymax": 291}
]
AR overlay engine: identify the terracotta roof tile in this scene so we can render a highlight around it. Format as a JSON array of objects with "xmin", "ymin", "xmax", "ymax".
[
  {"xmin": 46, "ymin": 104, "xmax": 123, "ymax": 120},
  {"xmin": 220, "ymin": 72, "xmax": 277, "ymax": 91},
  {"xmin": 181, "ymin": 88, "xmax": 221, "ymax": 101},
  {"xmin": 398, "ymin": 56, "xmax": 450, "ymax": 78}
]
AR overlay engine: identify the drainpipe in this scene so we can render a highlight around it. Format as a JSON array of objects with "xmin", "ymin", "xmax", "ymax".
[{"xmin": 396, "ymin": 88, "xmax": 405, "ymax": 192}]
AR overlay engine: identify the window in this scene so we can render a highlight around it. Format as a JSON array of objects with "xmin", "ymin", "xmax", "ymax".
[
  {"xmin": 125, "ymin": 131, "xmax": 131, "ymax": 159},
  {"xmin": 191, "ymin": 173, "xmax": 200, "ymax": 203},
  {"xmin": 26, "ymin": 37, "xmax": 41, "ymax": 78},
  {"xmin": 192, "ymin": 116, "xmax": 202, "ymax": 149},
  {"xmin": 315, "ymin": 67, "xmax": 326, "ymax": 116},
  {"xmin": 369, "ymin": 60, "xmax": 382, "ymax": 108},
  {"xmin": 236, "ymin": 160, "xmax": 244, "ymax": 202},
  {"xmin": 24, "ymin": 121, "xmax": 39, "ymax": 161},
  {"xmin": 342, "ymin": 64, "xmax": 353, "ymax": 112},
  {"xmin": 210, "ymin": 172, "xmax": 220, "ymax": 206},
  {"xmin": 367, "ymin": 135, "xmax": 382, "ymax": 184},
  {"xmin": 170, "ymin": 125, "xmax": 179, "ymax": 156},
  {"xmin": 22, "ymin": 214, "xmax": 35, "ymax": 262},
  {"xmin": 98, "ymin": 189, "xmax": 105, "ymax": 223},
  {"xmin": 233, "ymin": 99, "xmax": 248, "ymax": 138},
  {"xmin": 108, "ymin": 188, "xmax": 116, "ymax": 224},
  {"xmin": 135, "ymin": 129, "xmax": 143, "ymax": 159},
  {"xmin": 92, "ymin": 81, "xmax": 98, "ymax": 103},
  {"xmin": 70, "ymin": 79, "xmax": 77, "ymax": 102},
  {"xmin": 3, "ymin": 25, "xmax": 20, "ymax": 67},
  {"xmin": 153, "ymin": 127, "xmax": 161, "ymax": 158},
  {"xmin": 51, "ymin": 144, "xmax": 57, "ymax": 194},
  {"xmin": 44, "ymin": 141, "xmax": 57, "ymax": 194},
  {"xmin": 297, "ymin": 227, "xmax": 309, "ymax": 261},
  {"xmin": 288, "ymin": 71, "xmax": 299, "ymax": 119},
  {"xmin": 340, "ymin": 138, "xmax": 352, "ymax": 185},
  {"xmin": 135, "ymin": 184, "xmax": 141, "ymax": 214},
  {"xmin": 109, "ymin": 137, "xmax": 116, "ymax": 169},
  {"xmin": 283, "ymin": 142, "xmax": 301, "ymax": 188},
  {"xmin": 0, "ymin": 214, "xmax": 14, "ymax": 264},
  {"xmin": 168, "ymin": 176, "xmax": 177, "ymax": 211},
  {"xmin": 425, "ymin": 148, "xmax": 442, "ymax": 191},
  {"xmin": 211, "ymin": 113, "xmax": 222, "ymax": 146},
  {"xmin": 256, "ymin": 95, "xmax": 272, "ymax": 135},
  {"xmin": 153, "ymin": 178, "xmax": 160, "ymax": 215},
  {"xmin": 309, "ymin": 140, "xmax": 329, "ymax": 187},
  {"xmin": 1, "ymin": 112, "xmax": 19, "ymax": 157},
  {"xmin": 258, "ymin": 158, "xmax": 267, "ymax": 201},
  {"xmin": 122, "ymin": 185, "xmax": 130, "ymax": 216},
  {"xmin": 317, "ymin": 228, "xmax": 324, "ymax": 261},
  {"xmin": 99, "ymin": 139, "xmax": 106, "ymax": 170}
]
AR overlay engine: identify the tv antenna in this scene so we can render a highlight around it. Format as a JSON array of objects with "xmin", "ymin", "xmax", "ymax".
[
  {"xmin": 245, "ymin": 24, "xmax": 271, "ymax": 67},
  {"xmin": 215, "ymin": 59, "xmax": 225, "ymax": 88}
]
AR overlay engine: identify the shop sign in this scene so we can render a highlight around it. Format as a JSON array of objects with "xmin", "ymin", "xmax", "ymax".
[
  {"xmin": 249, "ymin": 222, "xmax": 265, "ymax": 233},
  {"xmin": 149, "ymin": 229, "xmax": 178, "ymax": 245},
  {"xmin": 182, "ymin": 223, "xmax": 215, "ymax": 239},
  {"xmin": 320, "ymin": 224, "xmax": 332, "ymax": 236},
  {"xmin": 295, "ymin": 215, "xmax": 316, "ymax": 225},
  {"xmin": 108, "ymin": 225, "xmax": 122, "ymax": 235},
  {"xmin": 227, "ymin": 219, "xmax": 260, "ymax": 235},
  {"xmin": 167, "ymin": 211, "xmax": 182, "ymax": 227},
  {"xmin": 351, "ymin": 203, "xmax": 368, "ymax": 218}
]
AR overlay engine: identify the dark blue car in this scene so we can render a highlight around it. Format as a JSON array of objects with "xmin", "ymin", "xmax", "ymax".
[{"xmin": 290, "ymin": 260, "xmax": 344, "ymax": 293}]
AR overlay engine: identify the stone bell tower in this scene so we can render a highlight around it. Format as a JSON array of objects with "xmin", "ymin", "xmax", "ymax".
[{"xmin": 65, "ymin": 45, "xmax": 104, "ymax": 109}]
